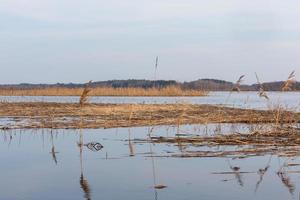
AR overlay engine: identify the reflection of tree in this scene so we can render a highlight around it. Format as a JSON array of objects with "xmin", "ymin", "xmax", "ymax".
[{"xmin": 78, "ymin": 130, "xmax": 92, "ymax": 200}]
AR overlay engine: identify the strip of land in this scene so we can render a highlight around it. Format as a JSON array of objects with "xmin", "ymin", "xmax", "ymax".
[
  {"xmin": 0, "ymin": 86, "xmax": 208, "ymax": 96},
  {"xmin": 0, "ymin": 102, "xmax": 299, "ymax": 129}
]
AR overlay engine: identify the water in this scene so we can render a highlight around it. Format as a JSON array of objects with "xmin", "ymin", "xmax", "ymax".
[
  {"xmin": 0, "ymin": 91, "xmax": 299, "ymax": 111},
  {"xmin": 1, "ymin": 125, "xmax": 300, "ymax": 200},
  {"xmin": 1, "ymin": 92, "xmax": 299, "ymax": 199}
]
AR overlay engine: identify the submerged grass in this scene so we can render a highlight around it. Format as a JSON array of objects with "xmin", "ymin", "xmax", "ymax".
[{"xmin": 133, "ymin": 125, "xmax": 300, "ymax": 158}]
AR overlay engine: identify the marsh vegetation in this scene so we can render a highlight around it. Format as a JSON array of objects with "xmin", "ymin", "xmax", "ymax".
[{"xmin": 0, "ymin": 73, "xmax": 299, "ymax": 200}]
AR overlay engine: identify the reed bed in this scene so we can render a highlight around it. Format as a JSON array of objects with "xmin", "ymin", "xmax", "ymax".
[
  {"xmin": 0, "ymin": 86, "xmax": 208, "ymax": 97},
  {"xmin": 0, "ymin": 102, "xmax": 299, "ymax": 129}
]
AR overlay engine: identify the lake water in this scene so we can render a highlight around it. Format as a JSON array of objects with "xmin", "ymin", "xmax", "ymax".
[
  {"xmin": 0, "ymin": 91, "xmax": 299, "ymax": 111},
  {"xmin": 1, "ymin": 92, "xmax": 299, "ymax": 199},
  {"xmin": 1, "ymin": 125, "xmax": 300, "ymax": 200}
]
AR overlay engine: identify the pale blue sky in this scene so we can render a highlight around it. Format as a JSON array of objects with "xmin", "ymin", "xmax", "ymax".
[{"xmin": 0, "ymin": 0, "xmax": 299, "ymax": 84}]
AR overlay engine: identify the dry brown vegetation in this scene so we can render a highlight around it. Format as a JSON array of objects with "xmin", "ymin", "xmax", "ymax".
[
  {"xmin": 0, "ymin": 102, "xmax": 299, "ymax": 129},
  {"xmin": 0, "ymin": 86, "xmax": 208, "ymax": 97},
  {"xmin": 134, "ymin": 126, "xmax": 300, "ymax": 158},
  {"xmin": 282, "ymin": 71, "xmax": 296, "ymax": 91}
]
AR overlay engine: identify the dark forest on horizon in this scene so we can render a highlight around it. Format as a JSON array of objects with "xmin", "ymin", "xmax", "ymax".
[{"xmin": 0, "ymin": 79, "xmax": 299, "ymax": 91}]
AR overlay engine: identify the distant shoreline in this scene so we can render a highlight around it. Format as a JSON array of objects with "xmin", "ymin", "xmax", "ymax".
[{"xmin": 0, "ymin": 79, "xmax": 299, "ymax": 91}]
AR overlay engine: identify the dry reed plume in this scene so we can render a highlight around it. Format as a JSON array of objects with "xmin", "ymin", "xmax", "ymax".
[
  {"xmin": 282, "ymin": 71, "xmax": 296, "ymax": 91},
  {"xmin": 79, "ymin": 81, "xmax": 92, "ymax": 106},
  {"xmin": 255, "ymin": 72, "xmax": 269, "ymax": 100},
  {"xmin": 232, "ymin": 75, "xmax": 245, "ymax": 92}
]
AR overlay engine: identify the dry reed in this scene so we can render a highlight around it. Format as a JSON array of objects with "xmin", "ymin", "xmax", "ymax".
[
  {"xmin": 79, "ymin": 81, "xmax": 92, "ymax": 106},
  {"xmin": 282, "ymin": 71, "xmax": 296, "ymax": 91},
  {"xmin": 232, "ymin": 75, "xmax": 245, "ymax": 92},
  {"xmin": 0, "ymin": 86, "xmax": 208, "ymax": 97},
  {"xmin": 255, "ymin": 72, "xmax": 269, "ymax": 100},
  {"xmin": 0, "ymin": 102, "xmax": 299, "ymax": 129}
]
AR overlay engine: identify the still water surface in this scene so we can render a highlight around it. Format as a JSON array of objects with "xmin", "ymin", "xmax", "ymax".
[
  {"xmin": 0, "ymin": 92, "xmax": 299, "ymax": 110},
  {"xmin": 1, "ymin": 125, "xmax": 300, "ymax": 200}
]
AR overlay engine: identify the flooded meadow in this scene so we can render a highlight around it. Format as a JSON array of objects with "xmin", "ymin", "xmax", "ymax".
[
  {"xmin": 1, "ymin": 124, "xmax": 300, "ymax": 200},
  {"xmin": 0, "ymin": 92, "xmax": 299, "ymax": 200}
]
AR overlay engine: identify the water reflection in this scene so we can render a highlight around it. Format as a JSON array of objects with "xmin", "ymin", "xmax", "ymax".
[
  {"xmin": 76, "ymin": 129, "xmax": 104, "ymax": 200},
  {"xmin": 78, "ymin": 129, "xmax": 92, "ymax": 200},
  {"xmin": 255, "ymin": 156, "xmax": 271, "ymax": 192},
  {"xmin": 226, "ymin": 159, "xmax": 244, "ymax": 187},
  {"xmin": 276, "ymin": 158, "xmax": 296, "ymax": 195},
  {"xmin": 148, "ymin": 127, "xmax": 168, "ymax": 200},
  {"xmin": 128, "ymin": 129, "xmax": 135, "ymax": 157},
  {"xmin": 1, "ymin": 127, "xmax": 300, "ymax": 200},
  {"xmin": 50, "ymin": 131, "xmax": 58, "ymax": 165},
  {"xmin": 277, "ymin": 171, "xmax": 295, "ymax": 195},
  {"xmin": 1, "ymin": 92, "xmax": 299, "ymax": 111}
]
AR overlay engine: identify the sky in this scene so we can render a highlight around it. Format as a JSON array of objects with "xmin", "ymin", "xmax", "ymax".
[{"xmin": 0, "ymin": 0, "xmax": 300, "ymax": 84}]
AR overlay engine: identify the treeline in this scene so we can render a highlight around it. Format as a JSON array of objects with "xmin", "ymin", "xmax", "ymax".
[
  {"xmin": 182, "ymin": 79, "xmax": 300, "ymax": 91},
  {"xmin": 0, "ymin": 79, "xmax": 299, "ymax": 91}
]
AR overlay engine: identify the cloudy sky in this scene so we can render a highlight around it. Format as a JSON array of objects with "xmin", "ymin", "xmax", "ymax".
[{"xmin": 0, "ymin": 0, "xmax": 299, "ymax": 84}]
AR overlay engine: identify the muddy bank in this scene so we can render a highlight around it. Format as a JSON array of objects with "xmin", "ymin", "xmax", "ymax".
[{"xmin": 0, "ymin": 102, "xmax": 299, "ymax": 129}]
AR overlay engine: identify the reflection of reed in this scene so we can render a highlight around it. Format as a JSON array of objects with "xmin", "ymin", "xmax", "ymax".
[
  {"xmin": 150, "ymin": 141, "xmax": 159, "ymax": 200},
  {"xmin": 276, "ymin": 158, "xmax": 296, "ymax": 195},
  {"xmin": 18, "ymin": 131, "xmax": 22, "ymax": 147},
  {"xmin": 255, "ymin": 156, "xmax": 272, "ymax": 192},
  {"xmin": 78, "ymin": 129, "xmax": 92, "ymax": 200},
  {"xmin": 80, "ymin": 173, "xmax": 91, "ymax": 200},
  {"xmin": 128, "ymin": 129, "xmax": 135, "ymax": 157},
  {"xmin": 50, "ymin": 131, "xmax": 58, "ymax": 165},
  {"xmin": 8, "ymin": 133, "xmax": 12, "ymax": 148},
  {"xmin": 226, "ymin": 159, "xmax": 243, "ymax": 187},
  {"xmin": 277, "ymin": 171, "xmax": 295, "ymax": 195},
  {"xmin": 3, "ymin": 132, "xmax": 13, "ymax": 147},
  {"xmin": 51, "ymin": 146, "xmax": 58, "ymax": 165},
  {"xmin": 148, "ymin": 128, "xmax": 167, "ymax": 200},
  {"xmin": 78, "ymin": 85, "xmax": 92, "ymax": 200},
  {"xmin": 148, "ymin": 128, "xmax": 159, "ymax": 200}
]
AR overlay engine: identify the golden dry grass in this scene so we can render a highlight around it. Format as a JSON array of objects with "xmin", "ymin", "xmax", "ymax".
[
  {"xmin": 0, "ymin": 102, "xmax": 299, "ymax": 129},
  {"xmin": 0, "ymin": 86, "xmax": 208, "ymax": 97}
]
